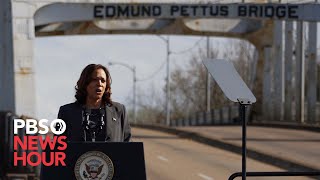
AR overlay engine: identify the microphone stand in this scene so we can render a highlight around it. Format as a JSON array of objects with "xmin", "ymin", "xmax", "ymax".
[
  {"xmin": 82, "ymin": 108, "xmax": 105, "ymax": 142},
  {"xmin": 82, "ymin": 110, "xmax": 89, "ymax": 142},
  {"xmin": 91, "ymin": 109, "xmax": 105, "ymax": 142},
  {"xmin": 91, "ymin": 131, "xmax": 96, "ymax": 142}
]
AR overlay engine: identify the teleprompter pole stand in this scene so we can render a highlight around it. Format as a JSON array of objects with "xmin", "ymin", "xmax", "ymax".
[
  {"xmin": 229, "ymin": 98, "xmax": 320, "ymax": 180},
  {"xmin": 238, "ymin": 98, "xmax": 252, "ymax": 180},
  {"xmin": 229, "ymin": 99, "xmax": 320, "ymax": 180}
]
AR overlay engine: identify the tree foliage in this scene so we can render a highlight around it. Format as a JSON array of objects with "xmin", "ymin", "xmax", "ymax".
[{"xmin": 136, "ymin": 39, "xmax": 255, "ymax": 123}]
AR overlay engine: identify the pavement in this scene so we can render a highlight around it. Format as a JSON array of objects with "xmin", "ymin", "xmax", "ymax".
[{"xmin": 134, "ymin": 124, "xmax": 320, "ymax": 175}]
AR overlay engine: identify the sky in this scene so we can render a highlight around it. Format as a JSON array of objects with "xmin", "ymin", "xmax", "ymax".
[{"xmin": 34, "ymin": 35, "xmax": 224, "ymax": 120}]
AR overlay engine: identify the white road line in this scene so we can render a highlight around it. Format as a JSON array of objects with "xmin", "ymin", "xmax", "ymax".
[
  {"xmin": 157, "ymin": 155, "xmax": 169, "ymax": 162},
  {"xmin": 198, "ymin": 173, "xmax": 214, "ymax": 180}
]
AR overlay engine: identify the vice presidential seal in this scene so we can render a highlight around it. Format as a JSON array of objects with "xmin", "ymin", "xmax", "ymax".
[{"xmin": 74, "ymin": 151, "xmax": 114, "ymax": 180}]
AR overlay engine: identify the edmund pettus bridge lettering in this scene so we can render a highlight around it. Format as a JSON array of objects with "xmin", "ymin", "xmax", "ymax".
[{"xmin": 93, "ymin": 4, "xmax": 299, "ymax": 20}]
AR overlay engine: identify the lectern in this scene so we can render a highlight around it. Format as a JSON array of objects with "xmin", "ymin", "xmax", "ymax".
[{"xmin": 41, "ymin": 142, "xmax": 146, "ymax": 180}]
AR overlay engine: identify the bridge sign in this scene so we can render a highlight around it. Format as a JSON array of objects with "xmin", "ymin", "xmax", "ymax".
[{"xmin": 35, "ymin": 3, "xmax": 320, "ymax": 26}]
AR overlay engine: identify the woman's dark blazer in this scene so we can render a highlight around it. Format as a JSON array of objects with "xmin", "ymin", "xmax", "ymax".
[{"xmin": 58, "ymin": 101, "xmax": 131, "ymax": 142}]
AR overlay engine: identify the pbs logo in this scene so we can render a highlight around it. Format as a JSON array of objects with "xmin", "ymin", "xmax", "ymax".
[
  {"xmin": 50, "ymin": 119, "xmax": 66, "ymax": 135},
  {"xmin": 14, "ymin": 119, "xmax": 66, "ymax": 135}
]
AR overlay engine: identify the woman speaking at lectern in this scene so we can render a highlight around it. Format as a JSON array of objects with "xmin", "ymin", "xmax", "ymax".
[{"xmin": 58, "ymin": 64, "xmax": 131, "ymax": 142}]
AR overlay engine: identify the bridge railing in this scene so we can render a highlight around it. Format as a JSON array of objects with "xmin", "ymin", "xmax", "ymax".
[
  {"xmin": 170, "ymin": 103, "xmax": 320, "ymax": 127},
  {"xmin": 171, "ymin": 105, "xmax": 240, "ymax": 127}
]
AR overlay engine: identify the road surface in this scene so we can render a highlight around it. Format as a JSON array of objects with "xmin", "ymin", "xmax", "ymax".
[{"xmin": 132, "ymin": 127, "xmax": 313, "ymax": 180}]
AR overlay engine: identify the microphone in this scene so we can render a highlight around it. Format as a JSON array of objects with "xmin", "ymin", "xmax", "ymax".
[
  {"xmin": 82, "ymin": 108, "xmax": 96, "ymax": 130},
  {"xmin": 81, "ymin": 107, "xmax": 105, "ymax": 142},
  {"xmin": 99, "ymin": 108, "xmax": 105, "ymax": 126}
]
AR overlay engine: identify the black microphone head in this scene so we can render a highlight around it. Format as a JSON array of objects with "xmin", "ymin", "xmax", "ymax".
[
  {"xmin": 99, "ymin": 108, "xmax": 105, "ymax": 117},
  {"xmin": 85, "ymin": 108, "xmax": 91, "ymax": 116}
]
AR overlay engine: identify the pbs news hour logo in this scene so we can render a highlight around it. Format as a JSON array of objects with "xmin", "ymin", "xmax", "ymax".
[{"xmin": 13, "ymin": 119, "xmax": 67, "ymax": 167}]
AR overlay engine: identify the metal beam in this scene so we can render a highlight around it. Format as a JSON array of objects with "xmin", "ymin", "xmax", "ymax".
[
  {"xmin": 34, "ymin": 3, "xmax": 320, "ymax": 27},
  {"xmin": 0, "ymin": 0, "xmax": 15, "ymax": 113},
  {"xmin": 295, "ymin": 22, "xmax": 305, "ymax": 123},
  {"xmin": 273, "ymin": 21, "xmax": 284, "ymax": 121},
  {"xmin": 263, "ymin": 47, "xmax": 272, "ymax": 121},
  {"xmin": 284, "ymin": 21, "xmax": 293, "ymax": 122},
  {"xmin": 306, "ymin": 22, "xmax": 318, "ymax": 123}
]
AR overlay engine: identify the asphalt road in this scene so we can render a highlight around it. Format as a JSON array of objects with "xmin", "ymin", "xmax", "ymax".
[
  {"xmin": 178, "ymin": 126, "xmax": 320, "ymax": 171},
  {"xmin": 132, "ymin": 127, "xmax": 313, "ymax": 180}
]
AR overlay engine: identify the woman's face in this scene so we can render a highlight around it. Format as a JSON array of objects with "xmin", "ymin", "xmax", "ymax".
[{"xmin": 86, "ymin": 68, "xmax": 107, "ymax": 101}]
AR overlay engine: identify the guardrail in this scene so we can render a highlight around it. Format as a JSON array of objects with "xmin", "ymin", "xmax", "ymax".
[
  {"xmin": 171, "ymin": 103, "xmax": 320, "ymax": 127},
  {"xmin": 171, "ymin": 105, "xmax": 241, "ymax": 126}
]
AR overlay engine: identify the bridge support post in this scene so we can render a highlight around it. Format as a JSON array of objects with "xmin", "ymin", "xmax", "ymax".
[
  {"xmin": 284, "ymin": 21, "xmax": 294, "ymax": 122},
  {"xmin": 0, "ymin": 0, "xmax": 15, "ymax": 113},
  {"xmin": 306, "ymin": 22, "xmax": 318, "ymax": 123},
  {"xmin": 295, "ymin": 22, "xmax": 305, "ymax": 123},
  {"xmin": 11, "ymin": 2, "xmax": 37, "ymax": 117},
  {"xmin": 263, "ymin": 46, "xmax": 273, "ymax": 121},
  {"xmin": 273, "ymin": 21, "xmax": 285, "ymax": 122},
  {"xmin": 244, "ymin": 17, "xmax": 274, "ymax": 121}
]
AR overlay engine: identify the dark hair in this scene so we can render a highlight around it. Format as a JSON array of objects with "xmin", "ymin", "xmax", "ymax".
[{"xmin": 75, "ymin": 64, "xmax": 112, "ymax": 105}]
